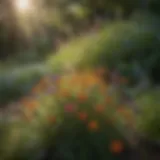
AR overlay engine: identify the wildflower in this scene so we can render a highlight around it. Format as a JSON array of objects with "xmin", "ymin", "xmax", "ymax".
[
  {"xmin": 88, "ymin": 120, "xmax": 99, "ymax": 131},
  {"xmin": 109, "ymin": 140, "xmax": 124, "ymax": 154},
  {"xmin": 77, "ymin": 112, "xmax": 88, "ymax": 121}
]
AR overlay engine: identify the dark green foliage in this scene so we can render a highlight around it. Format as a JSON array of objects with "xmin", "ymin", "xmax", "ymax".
[
  {"xmin": 136, "ymin": 89, "xmax": 160, "ymax": 140},
  {"xmin": 149, "ymin": 0, "xmax": 160, "ymax": 15},
  {"xmin": 48, "ymin": 20, "xmax": 160, "ymax": 85},
  {"xmin": 0, "ymin": 64, "xmax": 49, "ymax": 105}
]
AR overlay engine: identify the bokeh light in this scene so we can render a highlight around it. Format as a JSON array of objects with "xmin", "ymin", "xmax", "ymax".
[{"xmin": 15, "ymin": 0, "xmax": 32, "ymax": 13}]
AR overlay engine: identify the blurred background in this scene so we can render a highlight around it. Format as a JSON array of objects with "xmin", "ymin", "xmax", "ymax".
[
  {"xmin": 0, "ymin": 0, "xmax": 160, "ymax": 159},
  {"xmin": 0, "ymin": 0, "xmax": 160, "ymax": 104}
]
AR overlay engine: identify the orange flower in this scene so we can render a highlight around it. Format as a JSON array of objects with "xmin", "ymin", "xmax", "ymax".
[
  {"xmin": 95, "ymin": 104, "xmax": 105, "ymax": 113},
  {"xmin": 77, "ymin": 112, "xmax": 88, "ymax": 121},
  {"xmin": 109, "ymin": 140, "xmax": 124, "ymax": 154},
  {"xmin": 88, "ymin": 120, "xmax": 99, "ymax": 131},
  {"xmin": 78, "ymin": 93, "xmax": 88, "ymax": 102}
]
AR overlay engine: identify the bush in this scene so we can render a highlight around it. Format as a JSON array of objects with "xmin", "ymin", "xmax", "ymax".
[
  {"xmin": 136, "ymin": 88, "xmax": 160, "ymax": 141},
  {"xmin": 0, "ymin": 69, "xmax": 138, "ymax": 160},
  {"xmin": 0, "ymin": 64, "xmax": 50, "ymax": 105},
  {"xmin": 47, "ymin": 21, "xmax": 160, "ymax": 84}
]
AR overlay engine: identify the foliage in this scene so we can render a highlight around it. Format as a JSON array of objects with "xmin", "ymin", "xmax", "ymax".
[
  {"xmin": 136, "ymin": 89, "xmax": 160, "ymax": 141},
  {"xmin": 48, "ymin": 21, "xmax": 160, "ymax": 84},
  {"xmin": 0, "ymin": 64, "xmax": 50, "ymax": 105},
  {"xmin": 0, "ymin": 69, "xmax": 138, "ymax": 159},
  {"xmin": 149, "ymin": 0, "xmax": 160, "ymax": 15}
]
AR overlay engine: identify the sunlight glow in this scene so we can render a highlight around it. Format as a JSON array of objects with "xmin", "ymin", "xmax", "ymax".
[{"xmin": 15, "ymin": 0, "xmax": 32, "ymax": 13}]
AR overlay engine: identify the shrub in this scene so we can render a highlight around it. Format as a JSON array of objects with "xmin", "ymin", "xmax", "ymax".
[
  {"xmin": 47, "ymin": 21, "xmax": 159, "ymax": 84},
  {"xmin": 0, "ymin": 69, "xmax": 138, "ymax": 159},
  {"xmin": 0, "ymin": 64, "xmax": 49, "ymax": 105},
  {"xmin": 136, "ymin": 89, "xmax": 160, "ymax": 141}
]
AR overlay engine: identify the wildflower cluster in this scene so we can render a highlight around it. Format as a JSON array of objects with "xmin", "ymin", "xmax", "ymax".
[{"xmin": 0, "ymin": 68, "xmax": 137, "ymax": 159}]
